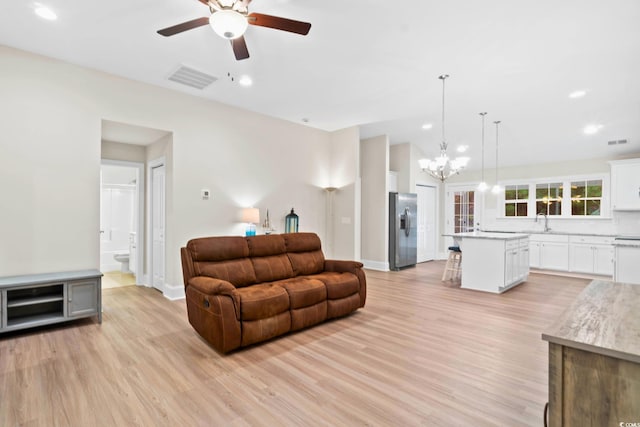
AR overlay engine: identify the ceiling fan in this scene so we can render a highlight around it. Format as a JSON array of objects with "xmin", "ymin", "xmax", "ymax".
[{"xmin": 157, "ymin": 0, "xmax": 312, "ymax": 61}]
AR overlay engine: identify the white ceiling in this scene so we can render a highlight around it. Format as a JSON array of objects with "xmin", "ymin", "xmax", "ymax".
[{"xmin": 1, "ymin": 0, "xmax": 639, "ymax": 169}]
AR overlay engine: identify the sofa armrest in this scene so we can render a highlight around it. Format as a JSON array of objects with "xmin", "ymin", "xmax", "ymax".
[
  {"xmin": 324, "ymin": 259, "xmax": 364, "ymax": 274},
  {"xmin": 188, "ymin": 276, "xmax": 242, "ymax": 319},
  {"xmin": 188, "ymin": 276, "xmax": 236, "ymax": 295},
  {"xmin": 324, "ymin": 259, "xmax": 367, "ymax": 308}
]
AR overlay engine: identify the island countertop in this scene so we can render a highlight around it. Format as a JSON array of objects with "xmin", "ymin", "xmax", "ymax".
[{"xmin": 542, "ymin": 280, "xmax": 640, "ymax": 364}]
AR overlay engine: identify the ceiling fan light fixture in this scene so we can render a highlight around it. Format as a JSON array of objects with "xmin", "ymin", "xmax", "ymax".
[{"xmin": 209, "ymin": 10, "xmax": 248, "ymax": 40}]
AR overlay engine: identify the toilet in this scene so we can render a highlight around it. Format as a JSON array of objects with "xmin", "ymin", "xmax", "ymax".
[{"xmin": 113, "ymin": 252, "xmax": 130, "ymax": 273}]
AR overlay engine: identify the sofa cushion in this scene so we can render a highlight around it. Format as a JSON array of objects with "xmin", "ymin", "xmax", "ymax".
[
  {"xmin": 195, "ymin": 259, "xmax": 256, "ymax": 288},
  {"xmin": 188, "ymin": 236, "xmax": 249, "ymax": 261},
  {"xmin": 291, "ymin": 301, "xmax": 327, "ymax": 331},
  {"xmin": 327, "ymin": 294, "xmax": 361, "ymax": 319},
  {"xmin": 309, "ymin": 272, "xmax": 359, "ymax": 299},
  {"xmin": 241, "ymin": 312, "xmax": 291, "ymax": 347},
  {"xmin": 247, "ymin": 235, "xmax": 295, "ymax": 282},
  {"xmin": 283, "ymin": 233, "xmax": 325, "ymax": 275},
  {"xmin": 235, "ymin": 283, "xmax": 289, "ymax": 321},
  {"xmin": 274, "ymin": 278, "xmax": 326, "ymax": 309},
  {"xmin": 247, "ymin": 235, "xmax": 286, "ymax": 257}
]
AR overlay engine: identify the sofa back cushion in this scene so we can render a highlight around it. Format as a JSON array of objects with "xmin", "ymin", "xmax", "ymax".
[
  {"xmin": 187, "ymin": 237, "xmax": 256, "ymax": 287},
  {"xmin": 283, "ymin": 233, "xmax": 325, "ymax": 276},
  {"xmin": 247, "ymin": 235, "xmax": 294, "ymax": 283}
]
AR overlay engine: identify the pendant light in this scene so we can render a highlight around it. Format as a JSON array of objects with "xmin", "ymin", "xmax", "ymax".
[
  {"xmin": 491, "ymin": 120, "xmax": 502, "ymax": 194},
  {"xmin": 418, "ymin": 74, "xmax": 470, "ymax": 181},
  {"xmin": 478, "ymin": 112, "xmax": 488, "ymax": 192}
]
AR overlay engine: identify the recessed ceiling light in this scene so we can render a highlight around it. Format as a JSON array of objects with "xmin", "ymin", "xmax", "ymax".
[
  {"xmin": 34, "ymin": 4, "xmax": 57, "ymax": 20},
  {"xmin": 238, "ymin": 75, "xmax": 252, "ymax": 87},
  {"xmin": 456, "ymin": 145, "xmax": 468, "ymax": 153},
  {"xmin": 583, "ymin": 124, "xmax": 603, "ymax": 135},
  {"xmin": 421, "ymin": 123, "xmax": 433, "ymax": 130},
  {"xmin": 569, "ymin": 90, "xmax": 587, "ymax": 99}
]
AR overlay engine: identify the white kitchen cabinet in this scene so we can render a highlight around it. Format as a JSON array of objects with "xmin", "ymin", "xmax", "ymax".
[
  {"xmin": 614, "ymin": 242, "xmax": 640, "ymax": 284},
  {"xmin": 569, "ymin": 235, "xmax": 614, "ymax": 276},
  {"xmin": 529, "ymin": 234, "xmax": 569, "ymax": 271},
  {"xmin": 455, "ymin": 232, "xmax": 529, "ymax": 293},
  {"xmin": 609, "ymin": 158, "xmax": 640, "ymax": 211}
]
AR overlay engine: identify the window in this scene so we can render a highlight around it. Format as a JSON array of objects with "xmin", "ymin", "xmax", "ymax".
[
  {"xmin": 571, "ymin": 179, "xmax": 602, "ymax": 216},
  {"xmin": 454, "ymin": 190, "xmax": 474, "ymax": 233},
  {"xmin": 535, "ymin": 182, "xmax": 563, "ymax": 216},
  {"xmin": 504, "ymin": 185, "xmax": 529, "ymax": 216}
]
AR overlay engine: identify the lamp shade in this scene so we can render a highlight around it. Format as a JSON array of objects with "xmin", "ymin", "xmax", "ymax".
[
  {"xmin": 209, "ymin": 10, "xmax": 248, "ymax": 40},
  {"xmin": 241, "ymin": 207, "xmax": 260, "ymax": 224}
]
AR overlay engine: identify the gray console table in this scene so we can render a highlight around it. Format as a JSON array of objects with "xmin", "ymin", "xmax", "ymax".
[{"xmin": 0, "ymin": 269, "xmax": 102, "ymax": 333}]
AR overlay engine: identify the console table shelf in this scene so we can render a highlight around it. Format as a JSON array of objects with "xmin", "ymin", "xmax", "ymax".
[{"xmin": 0, "ymin": 270, "xmax": 102, "ymax": 334}]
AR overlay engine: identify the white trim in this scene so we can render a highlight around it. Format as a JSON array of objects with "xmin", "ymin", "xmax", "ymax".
[
  {"xmin": 100, "ymin": 159, "xmax": 145, "ymax": 286},
  {"xmin": 362, "ymin": 259, "xmax": 389, "ymax": 271},
  {"xmin": 163, "ymin": 284, "xmax": 185, "ymax": 301},
  {"xmin": 148, "ymin": 156, "xmax": 166, "ymax": 295}
]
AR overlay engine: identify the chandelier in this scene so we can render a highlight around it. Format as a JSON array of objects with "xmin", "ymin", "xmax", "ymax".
[{"xmin": 419, "ymin": 74, "xmax": 469, "ymax": 181}]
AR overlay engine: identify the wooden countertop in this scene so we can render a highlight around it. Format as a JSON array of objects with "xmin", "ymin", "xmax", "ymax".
[{"xmin": 542, "ymin": 280, "xmax": 640, "ymax": 364}]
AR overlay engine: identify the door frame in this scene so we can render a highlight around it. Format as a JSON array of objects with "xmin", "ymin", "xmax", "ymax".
[
  {"xmin": 100, "ymin": 159, "xmax": 145, "ymax": 284},
  {"xmin": 415, "ymin": 183, "xmax": 437, "ymax": 263},
  {"xmin": 444, "ymin": 183, "xmax": 484, "ymax": 247},
  {"xmin": 147, "ymin": 157, "xmax": 166, "ymax": 293}
]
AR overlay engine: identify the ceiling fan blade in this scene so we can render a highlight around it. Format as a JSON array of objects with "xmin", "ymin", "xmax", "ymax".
[
  {"xmin": 157, "ymin": 17, "xmax": 210, "ymax": 37},
  {"xmin": 248, "ymin": 13, "xmax": 311, "ymax": 35},
  {"xmin": 231, "ymin": 36, "xmax": 250, "ymax": 60}
]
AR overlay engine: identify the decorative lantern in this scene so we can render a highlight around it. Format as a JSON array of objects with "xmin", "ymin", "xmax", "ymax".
[{"xmin": 285, "ymin": 208, "xmax": 299, "ymax": 233}]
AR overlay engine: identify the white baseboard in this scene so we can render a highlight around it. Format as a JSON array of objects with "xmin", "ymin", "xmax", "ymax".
[
  {"xmin": 163, "ymin": 283, "xmax": 185, "ymax": 300},
  {"xmin": 362, "ymin": 259, "xmax": 389, "ymax": 271}
]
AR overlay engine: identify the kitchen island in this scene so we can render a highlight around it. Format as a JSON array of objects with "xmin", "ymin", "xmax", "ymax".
[
  {"xmin": 448, "ymin": 232, "xmax": 530, "ymax": 293},
  {"xmin": 542, "ymin": 280, "xmax": 640, "ymax": 425}
]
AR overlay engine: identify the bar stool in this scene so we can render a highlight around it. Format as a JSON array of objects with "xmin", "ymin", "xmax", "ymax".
[{"xmin": 442, "ymin": 246, "xmax": 462, "ymax": 281}]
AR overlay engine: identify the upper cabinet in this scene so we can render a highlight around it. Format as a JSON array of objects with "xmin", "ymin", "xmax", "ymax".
[{"xmin": 609, "ymin": 158, "xmax": 640, "ymax": 211}]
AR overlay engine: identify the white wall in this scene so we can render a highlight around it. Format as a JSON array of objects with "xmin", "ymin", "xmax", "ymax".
[
  {"xmin": 0, "ymin": 46, "xmax": 343, "ymax": 297},
  {"xmin": 328, "ymin": 126, "xmax": 360, "ymax": 260},
  {"xmin": 360, "ymin": 135, "xmax": 389, "ymax": 270}
]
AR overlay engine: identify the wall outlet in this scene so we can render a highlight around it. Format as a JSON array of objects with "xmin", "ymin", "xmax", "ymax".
[{"xmin": 201, "ymin": 189, "xmax": 210, "ymax": 200}]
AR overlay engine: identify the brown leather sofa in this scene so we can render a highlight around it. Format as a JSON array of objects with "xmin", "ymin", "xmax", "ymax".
[{"xmin": 180, "ymin": 232, "xmax": 366, "ymax": 353}]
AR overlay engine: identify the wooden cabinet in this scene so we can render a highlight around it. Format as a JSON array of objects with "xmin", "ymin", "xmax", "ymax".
[
  {"xmin": 610, "ymin": 158, "xmax": 640, "ymax": 211},
  {"xmin": 543, "ymin": 281, "xmax": 640, "ymax": 425},
  {"xmin": 0, "ymin": 270, "xmax": 102, "ymax": 334},
  {"xmin": 569, "ymin": 235, "xmax": 614, "ymax": 276},
  {"xmin": 529, "ymin": 234, "xmax": 569, "ymax": 271}
]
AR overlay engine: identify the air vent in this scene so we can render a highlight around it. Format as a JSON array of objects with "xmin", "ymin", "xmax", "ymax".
[
  {"xmin": 168, "ymin": 65, "xmax": 217, "ymax": 90},
  {"xmin": 608, "ymin": 139, "xmax": 629, "ymax": 146}
]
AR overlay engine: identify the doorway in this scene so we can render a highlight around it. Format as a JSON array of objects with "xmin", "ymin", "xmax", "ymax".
[
  {"xmin": 149, "ymin": 158, "xmax": 166, "ymax": 292},
  {"xmin": 100, "ymin": 160, "xmax": 144, "ymax": 288},
  {"xmin": 416, "ymin": 184, "xmax": 437, "ymax": 263},
  {"xmin": 445, "ymin": 184, "xmax": 483, "ymax": 247}
]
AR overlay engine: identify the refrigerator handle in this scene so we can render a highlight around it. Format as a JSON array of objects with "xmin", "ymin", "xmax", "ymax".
[{"xmin": 404, "ymin": 207, "xmax": 411, "ymax": 237}]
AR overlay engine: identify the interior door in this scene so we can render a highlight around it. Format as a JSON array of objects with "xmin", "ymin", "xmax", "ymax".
[
  {"xmin": 151, "ymin": 164, "xmax": 165, "ymax": 292},
  {"xmin": 416, "ymin": 184, "xmax": 436, "ymax": 262}
]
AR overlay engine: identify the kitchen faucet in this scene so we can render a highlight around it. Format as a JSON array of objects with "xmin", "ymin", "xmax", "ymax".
[{"xmin": 535, "ymin": 212, "xmax": 550, "ymax": 232}]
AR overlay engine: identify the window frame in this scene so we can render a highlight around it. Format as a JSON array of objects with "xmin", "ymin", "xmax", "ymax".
[{"xmin": 496, "ymin": 173, "xmax": 610, "ymax": 219}]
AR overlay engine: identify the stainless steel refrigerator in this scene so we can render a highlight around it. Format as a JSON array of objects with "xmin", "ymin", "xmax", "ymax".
[{"xmin": 389, "ymin": 192, "xmax": 418, "ymax": 271}]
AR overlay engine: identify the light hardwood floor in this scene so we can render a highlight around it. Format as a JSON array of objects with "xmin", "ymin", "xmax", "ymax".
[{"xmin": 0, "ymin": 262, "xmax": 590, "ymax": 426}]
